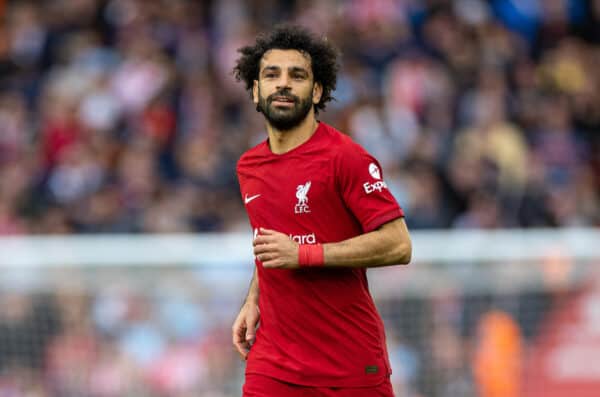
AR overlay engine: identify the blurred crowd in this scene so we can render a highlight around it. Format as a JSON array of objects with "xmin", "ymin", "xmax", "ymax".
[
  {"xmin": 0, "ymin": 269, "xmax": 558, "ymax": 397},
  {"xmin": 0, "ymin": 0, "xmax": 599, "ymax": 235},
  {"xmin": 0, "ymin": 279, "xmax": 244, "ymax": 397},
  {"xmin": 0, "ymin": 0, "xmax": 599, "ymax": 395}
]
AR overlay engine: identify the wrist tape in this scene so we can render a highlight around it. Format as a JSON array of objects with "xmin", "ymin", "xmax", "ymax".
[{"xmin": 298, "ymin": 244, "xmax": 324, "ymax": 267}]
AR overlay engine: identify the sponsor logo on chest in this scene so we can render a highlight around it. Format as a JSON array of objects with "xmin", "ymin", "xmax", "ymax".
[{"xmin": 289, "ymin": 233, "xmax": 316, "ymax": 244}]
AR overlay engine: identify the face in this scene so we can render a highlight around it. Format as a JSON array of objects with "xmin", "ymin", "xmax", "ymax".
[{"xmin": 253, "ymin": 49, "xmax": 323, "ymax": 131}]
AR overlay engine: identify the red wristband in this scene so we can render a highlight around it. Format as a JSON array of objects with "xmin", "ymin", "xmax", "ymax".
[{"xmin": 298, "ymin": 244, "xmax": 324, "ymax": 267}]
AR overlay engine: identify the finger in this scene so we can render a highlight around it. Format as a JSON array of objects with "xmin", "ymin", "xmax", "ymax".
[
  {"xmin": 253, "ymin": 244, "xmax": 269, "ymax": 254},
  {"xmin": 258, "ymin": 253, "xmax": 276, "ymax": 263},
  {"xmin": 245, "ymin": 308, "xmax": 259, "ymax": 340},
  {"xmin": 233, "ymin": 329, "xmax": 245, "ymax": 345},
  {"xmin": 234, "ymin": 340, "xmax": 250, "ymax": 360},
  {"xmin": 262, "ymin": 258, "xmax": 283, "ymax": 268},
  {"xmin": 253, "ymin": 235, "xmax": 276, "ymax": 246},
  {"xmin": 259, "ymin": 228, "xmax": 279, "ymax": 235},
  {"xmin": 253, "ymin": 244, "xmax": 276, "ymax": 256},
  {"xmin": 262, "ymin": 259, "xmax": 275, "ymax": 268},
  {"xmin": 233, "ymin": 326, "xmax": 249, "ymax": 359},
  {"xmin": 233, "ymin": 323, "xmax": 246, "ymax": 344},
  {"xmin": 245, "ymin": 323, "xmax": 256, "ymax": 342}
]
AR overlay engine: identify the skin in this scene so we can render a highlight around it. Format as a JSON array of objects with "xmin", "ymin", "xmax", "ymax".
[
  {"xmin": 232, "ymin": 268, "xmax": 259, "ymax": 360},
  {"xmin": 252, "ymin": 49, "xmax": 322, "ymax": 154},
  {"xmin": 232, "ymin": 49, "xmax": 412, "ymax": 360}
]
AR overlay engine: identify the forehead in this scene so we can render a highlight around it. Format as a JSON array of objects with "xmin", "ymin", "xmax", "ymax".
[{"xmin": 259, "ymin": 49, "xmax": 312, "ymax": 71}]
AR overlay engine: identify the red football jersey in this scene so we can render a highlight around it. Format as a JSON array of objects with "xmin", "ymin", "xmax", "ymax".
[{"xmin": 236, "ymin": 122, "xmax": 404, "ymax": 387}]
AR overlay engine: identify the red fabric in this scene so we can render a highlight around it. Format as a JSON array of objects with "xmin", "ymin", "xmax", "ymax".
[
  {"xmin": 298, "ymin": 244, "xmax": 324, "ymax": 267},
  {"xmin": 237, "ymin": 122, "xmax": 404, "ymax": 387},
  {"xmin": 243, "ymin": 373, "xmax": 395, "ymax": 397},
  {"xmin": 42, "ymin": 118, "xmax": 82, "ymax": 167},
  {"xmin": 140, "ymin": 104, "xmax": 176, "ymax": 143}
]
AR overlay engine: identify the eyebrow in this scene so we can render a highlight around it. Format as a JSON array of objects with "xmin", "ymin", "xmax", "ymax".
[
  {"xmin": 261, "ymin": 66, "xmax": 280, "ymax": 74},
  {"xmin": 289, "ymin": 67, "xmax": 309, "ymax": 76},
  {"xmin": 260, "ymin": 65, "xmax": 311, "ymax": 76}
]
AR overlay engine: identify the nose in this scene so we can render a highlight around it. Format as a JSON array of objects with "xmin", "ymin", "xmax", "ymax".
[{"xmin": 276, "ymin": 74, "xmax": 291, "ymax": 91}]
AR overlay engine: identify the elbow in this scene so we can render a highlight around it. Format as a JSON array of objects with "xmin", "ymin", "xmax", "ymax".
[
  {"xmin": 379, "ymin": 218, "xmax": 412, "ymax": 266},
  {"xmin": 393, "ymin": 235, "xmax": 412, "ymax": 265},
  {"xmin": 385, "ymin": 237, "xmax": 411, "ymax": 266},
  {"xmin": 396, "ymin": 239, "xmax": 412, "ymax": 265}
]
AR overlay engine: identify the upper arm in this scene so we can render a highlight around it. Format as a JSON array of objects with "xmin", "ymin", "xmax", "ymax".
[
  {"xmin": 379, "ymin": 217, "xmax": 410, "ymax": 243},
  {"xmin": 335, "ymin": 142, "xmax": 404, "ymax": 232}
]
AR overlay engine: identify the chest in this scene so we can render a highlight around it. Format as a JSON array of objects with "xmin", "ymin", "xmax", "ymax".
[{"xmin": 240, "ymin": 157, "xmax": 336, "ymax": 227}]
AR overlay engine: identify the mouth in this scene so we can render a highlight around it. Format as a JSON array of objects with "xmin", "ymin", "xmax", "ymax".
[{"xmin": 270, "ymin": 96, "xmax": 296, "ymax": 107}]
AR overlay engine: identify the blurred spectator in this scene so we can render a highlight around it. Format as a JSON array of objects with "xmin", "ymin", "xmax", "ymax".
[
  {"xmin": 0, "ymin": 292, "xmax": 59, "ymax": 371},
  {"xmin": 0, "ymin": 0, "xmax": 597, "ymax": 234},
  {"xmin": 472, "ymin": 310, "xmax": 523, "ymax": 397},
  {"xmin": 1, "ymin": 0, "xmax": 600, "ymax": 396}
]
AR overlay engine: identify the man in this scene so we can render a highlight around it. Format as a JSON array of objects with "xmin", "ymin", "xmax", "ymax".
[{"xmin": 232, "ymin": 24, "xmax": 412, "ymax": 397}]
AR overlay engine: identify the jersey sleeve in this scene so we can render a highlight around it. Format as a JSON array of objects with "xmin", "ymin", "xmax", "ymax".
[
  {"xmin": 235, "ymin": 160, "xmax": 245, "ymax": 202},
  {"xmin": 335, "ymin": 143, "xmax": 404, "ymax": 232}
]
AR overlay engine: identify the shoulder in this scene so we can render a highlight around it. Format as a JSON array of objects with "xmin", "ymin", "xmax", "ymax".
[
  {"xmin": 320, "ymin": 123, "xmax": 371, "ymax": 163},
  {"xmin": 237, "ymin": 141, "xmax": 267, "ymax": 172},
  {"xmin": 319, "ymin": 122, "xmax": 365, "ymax": 156}
]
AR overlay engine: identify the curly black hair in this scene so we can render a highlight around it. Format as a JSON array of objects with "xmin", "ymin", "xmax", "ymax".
[{"xmin": 233, "ymin": 24, "xmax": 340, "ymax": 114}]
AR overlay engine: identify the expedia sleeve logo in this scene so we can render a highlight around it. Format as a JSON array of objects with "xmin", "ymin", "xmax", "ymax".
[
  {"xmin": 363, "ymin": 163, "xmax": 388, "ymax": 194},
  {"xmin": 369, "ymin": 163, "xmax": 381, "ymax": 179}
]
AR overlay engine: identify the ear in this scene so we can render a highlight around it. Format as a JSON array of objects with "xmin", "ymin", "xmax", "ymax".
[
  {"xmin": 253, "ymin": 80, "xmax": 259, "ymax": 104},
  {"xmin": 312, "ymin": 82, "xmax": 323, "ymax": 105}
]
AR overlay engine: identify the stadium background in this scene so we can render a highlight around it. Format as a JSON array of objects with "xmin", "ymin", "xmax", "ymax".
[{"xmin": 0, "ymin": 0, "xmax": 599, "ymax": 396}]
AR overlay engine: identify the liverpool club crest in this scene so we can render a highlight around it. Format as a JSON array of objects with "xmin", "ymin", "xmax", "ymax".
[{"xmin": 295, "ymin": 181, "xmax": 311, "ymax": 214}]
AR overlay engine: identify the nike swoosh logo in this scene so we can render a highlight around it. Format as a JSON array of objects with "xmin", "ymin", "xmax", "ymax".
[{"xmin": 244, "ymin": 194, "xmax": 261, "ymax": 204}]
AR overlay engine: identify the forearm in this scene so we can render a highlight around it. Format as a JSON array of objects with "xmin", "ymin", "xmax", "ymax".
[
  {"xmin": 322, "ymin": 218, "xmax": 411, "ymax": 268},
  {"xmin": 253, "ymin": 218, "xmax": 411, "ymax": 269},
  {"xmin": 233, "ymin": 268, "xmax": 260, "ymax": 360},
  {"xmin": 244, "ymin": 268, "xmax": 259, "ymax": 304}
]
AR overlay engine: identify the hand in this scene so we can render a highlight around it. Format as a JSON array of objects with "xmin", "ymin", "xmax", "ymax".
[
  {"xmin": 253, "ymin": 228, "xmax": 299, "ymax": 269},
  {"xmin": 232, "ymin": 301, "xmax": 260, "ymax": 360}
]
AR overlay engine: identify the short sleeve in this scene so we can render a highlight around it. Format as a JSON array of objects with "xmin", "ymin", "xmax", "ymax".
[{"xmin": 335, "ymin": 143, "xmax": 404, "ymax": 232}]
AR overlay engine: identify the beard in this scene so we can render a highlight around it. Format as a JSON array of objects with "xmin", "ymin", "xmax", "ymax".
[{"xmin": 257, "ymin": 87, "xmax": 313, "ymax": 131}]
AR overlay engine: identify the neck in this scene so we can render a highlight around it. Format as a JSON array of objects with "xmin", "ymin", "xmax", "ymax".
[{"xmin": 266, "ymin": 112, "xmax": 319, "ymax": 154}]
